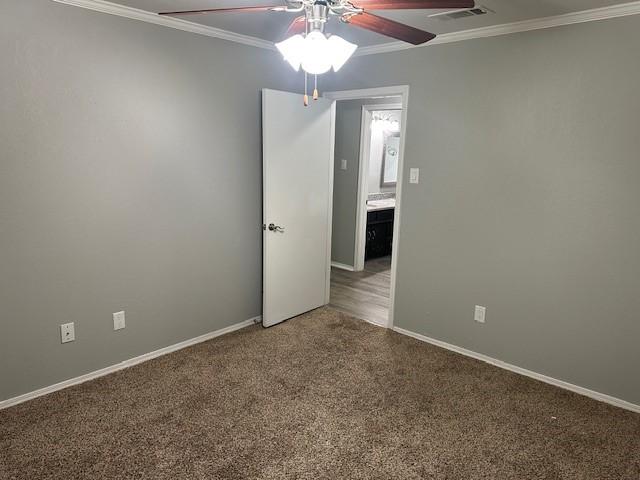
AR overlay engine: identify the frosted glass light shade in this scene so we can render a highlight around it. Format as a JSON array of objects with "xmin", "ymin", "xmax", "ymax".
[
  {"xmin": 275, "ymin": 31, "xmax": 357, "ymax": 75},
  {"xmin": 327, "ymin": 35, "xmax": 358, "ymax": 72},
  {"xmin": 275, "ymin": 34, "xmax": 305, "ymax": 71},
  {"xmin": 301, "ymin": 31, "xmax": 333, "ymax": 75}
]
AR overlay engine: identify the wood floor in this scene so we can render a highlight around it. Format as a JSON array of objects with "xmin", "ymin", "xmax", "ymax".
[{"xmin": 329, "ymin": 256, "xmax": 391, "ymax": 326}]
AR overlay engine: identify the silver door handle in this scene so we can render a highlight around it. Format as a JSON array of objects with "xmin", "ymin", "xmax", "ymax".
[{"xmin": 268, "ymin": 223, "xmax": 285, "ymax": 233}]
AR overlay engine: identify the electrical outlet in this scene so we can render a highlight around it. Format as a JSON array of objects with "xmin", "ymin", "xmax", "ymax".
[
  {"xmin": 60, "ymin": 322, "xmax": 75, "ymax": 343},
  {"xmin": 409, "ymin": 168, "xmax": 420, "ymax": 184},
  {"xmin": 474, "ymin": 305, "xmax": 486, "ymax": 324},
  {"xmin": 340, "ymin": 159, "xmax": 348, "ymax": 170},
  {"xmin": 113, "ymin": 311, "xmax": 126, "ymax": 331}
]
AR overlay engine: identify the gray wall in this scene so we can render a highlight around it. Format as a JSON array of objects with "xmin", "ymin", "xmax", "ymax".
[
  {"xmin": 0, "ymin": 0, "xmax": 293, "ymax": 401},
  {"xmin": 326, "ymin": 15, "xmax": 640, "ymax": 404},
  {"xmin": 331, "ymin": 97, "xmax": 400, "ymax": 267},
  {"xmin": 3, "ymin": 2, "xmax": 640, "ymax": 408}
]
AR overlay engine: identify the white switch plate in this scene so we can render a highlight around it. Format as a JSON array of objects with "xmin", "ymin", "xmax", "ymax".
[
  {"xmin": 474, "ymin": 305, "xmax": 486, "ymax": 324},
  {"xmin": 340, "ymin": 159, "xmax": 348, "ymax": 171},
  {"xmin": 113, "ymin": 311, "xmax": 126, "ymax": 331},
  {"xmin": 60, "ymin": 322, "xmax": 75, "ymax": 343},
  {"xmin": 409, "ymin": 168, "xmax": 420, "ymax": 184}
]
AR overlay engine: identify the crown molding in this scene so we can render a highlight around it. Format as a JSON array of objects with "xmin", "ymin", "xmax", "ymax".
[
  {"xmin": 51, "ymin": 0, "xmax": 640, "ymax": 57},
  {"xmin": 52, "ymin": 0, "xmax": 275, "ymax": 51},
  {"xmin": 355, "ymin": 0, "xmax": 640, "ymax": 56}
]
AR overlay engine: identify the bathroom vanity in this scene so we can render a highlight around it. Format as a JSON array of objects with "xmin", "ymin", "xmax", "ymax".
[{"xmin": 365, "ymin": 198, "xmax": 395, "ymax": 260}]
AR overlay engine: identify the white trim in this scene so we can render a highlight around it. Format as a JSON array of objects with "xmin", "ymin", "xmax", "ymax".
[
  {"xmin": 331, "ymin": 261, "xmax": 356, "ymax": 272},
  {"xmin": 324, "ymin": 86, "xmax": 408, "ymax": 102},
  {"xmin": 0, "ymin": 315, "xmax": 261, "ymax": 410},
  {"xmin": 325, "ymin": 101, "xmax": 337, "ymax": 305},
  {"xmin": 355, "ymin": 106, "xmax": 373, "ymax": 273},
  {"xmin": 52, "ymin": 0, "xmax": 640, "ymax": 56},
  {"xmin": 355, "ymin": 1, "xmax": 640, "ymax": 56},
  {"xmin": 387, "ymin": 89, "xmax": 409, "ymax": 331},
  {"xmin": 51, "ymin": 0, "xmax": 275, "ymax": 51},
  {"xmin": 393, "ymin": 326, "xmax": 640, "ymax": 414},
  {"xmin": 355, "ymin": 103, "xmax": 403, "ymax": 272},
  {"xmin": 324, "ymin": 85, "xmax": 410, "ymax": 330},
  {"xmin": 360, "ymin": 316, "xmax": 388, "ymax": 329}
]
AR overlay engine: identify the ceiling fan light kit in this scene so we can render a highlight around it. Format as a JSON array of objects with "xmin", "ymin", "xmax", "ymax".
[
  {"xmin": 275, "ymin": 32, "xmax": 357, "ymax": 74},
  {"xmin": 159, "ymin": 0, "xmax": 475, "ymax": 104}
]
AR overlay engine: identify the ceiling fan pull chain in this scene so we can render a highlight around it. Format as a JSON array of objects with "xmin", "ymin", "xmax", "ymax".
[
  {"xmin": 313, "ymin": 75, "xmax": 319, "ymax": 101},
  {"xmin": 304, "ymin": 71, "xmax": 309, "ymax": 107}
]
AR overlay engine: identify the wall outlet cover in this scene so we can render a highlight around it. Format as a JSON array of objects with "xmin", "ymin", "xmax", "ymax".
[
  {"xmin": 113, "ymin": 311, "xmax": 126, "ymax": 331},
  {"xmin": 60, "ymin": 322, "xmax": 75, "ymax": 343},
  {"xmin": 474, "ymin": 305, "xmax": 486, "ymax": 324}
]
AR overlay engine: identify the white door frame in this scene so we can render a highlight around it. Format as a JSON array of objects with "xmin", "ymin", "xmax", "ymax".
[
  {"xmin": 325, "ymin": 101, "xmax": 337, "ymax": 304},
  {"xmin": 355, "ymin": 103, "xmax": 403, "ymax": 272},
  {"xmin": 324, "ymin": 86, "xmax": 410, "ymax": 329}
]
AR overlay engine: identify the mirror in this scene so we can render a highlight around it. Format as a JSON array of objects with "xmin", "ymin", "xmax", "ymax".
[{"xmin": 381, "ymin": 132, "xmax": 400, "ymax": 187}]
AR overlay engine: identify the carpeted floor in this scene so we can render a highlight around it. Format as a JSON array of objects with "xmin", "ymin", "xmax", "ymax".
[{"xmin": 1, "ymin": 308, "xmax": 639, "ymax": 479}]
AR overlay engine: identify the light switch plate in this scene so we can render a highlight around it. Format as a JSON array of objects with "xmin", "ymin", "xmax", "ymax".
[
  {"xmin": 340, "ymin": 159, "xmax": 348, "ymax": 171},
  {"xmin": 474, "ymin": 305, "xmax": 486, "ymax": 324},
  {"xmin": 409, "ymin": 168, "xmax": 420, "ymax": 184},
  {"xmin": 113, "ymin": 311, "xmax": 126, "ymax": 331},
  {"xmin": 60, "ymin": 322, "xmax": 75, "ymax": 343}
]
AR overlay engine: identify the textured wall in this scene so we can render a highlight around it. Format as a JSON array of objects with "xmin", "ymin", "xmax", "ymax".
[
  {"xmin": 325, "ymin": 15, "xmax": 640, "ymax": 404},
  {"xmin": 4, "ymin": 1, "xmax": 640, "ymax": 408},
  {"xmin": 0, "ymin": 0, "xmax": 294, "ymax": 401}
]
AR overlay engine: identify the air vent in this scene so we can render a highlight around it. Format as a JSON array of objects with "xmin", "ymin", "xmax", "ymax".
[
  {"xmin": 447, "ymin": 10, "xmax": 474, "ymax": 19},
  {"xmin": 429, "ymin": 5, "xmax": 493, "ymax": 21}
]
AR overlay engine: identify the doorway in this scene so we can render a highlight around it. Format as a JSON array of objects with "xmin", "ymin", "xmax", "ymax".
[{"xmin": 324, "ymin": 86, "xmax": 409, "ymax": 329}]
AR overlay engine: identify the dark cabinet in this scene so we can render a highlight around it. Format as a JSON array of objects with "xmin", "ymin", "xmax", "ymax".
[{"xmin": 365, "ymin": 208, "xmax": 394, "ymax": 260}]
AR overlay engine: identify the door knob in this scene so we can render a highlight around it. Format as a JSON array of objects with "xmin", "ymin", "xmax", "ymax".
[{"xmin": 268, "ymin": 223, "xmax": 285, "ymax": 233}]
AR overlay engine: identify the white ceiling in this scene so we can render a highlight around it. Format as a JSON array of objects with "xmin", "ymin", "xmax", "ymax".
[{"xmin": 112, "ymin": 0, "xmax": 635, "ymax": 47}]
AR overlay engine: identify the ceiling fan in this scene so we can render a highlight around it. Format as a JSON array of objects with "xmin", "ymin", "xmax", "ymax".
[{"xmin": 159, "ymin": 1, "xmax": 475, "ymax": 104}]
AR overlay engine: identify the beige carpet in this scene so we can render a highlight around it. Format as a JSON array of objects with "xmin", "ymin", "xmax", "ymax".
[{"xmin": 1, "ymin": 307, "xmax": 638, "ymax": 479}]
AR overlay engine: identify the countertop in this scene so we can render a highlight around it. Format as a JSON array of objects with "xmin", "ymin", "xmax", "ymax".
[{"xmin": 367, "ymin": 198, "xmax": 396, "ymax": 212}]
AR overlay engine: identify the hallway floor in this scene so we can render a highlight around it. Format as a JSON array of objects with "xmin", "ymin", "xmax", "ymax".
[{"xmin": 330, "ymin": 256, "xmax": 391, "ymax": 326}]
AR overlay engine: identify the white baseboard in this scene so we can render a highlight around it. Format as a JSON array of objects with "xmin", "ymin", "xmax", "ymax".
[
  {"xmin": 0, "ymin": 315, "xmax": 261, "ymax": 410},
  {"xmin": 361, "ymin": 317, "xmax": 388, "ymax": 329},
  {"xmin": 331, "ymin": 261, "xmax": 356, "ymax": 271},
  {"xmin": 393, "ymin": 326, "xmax": 640, "ymax": 414}
]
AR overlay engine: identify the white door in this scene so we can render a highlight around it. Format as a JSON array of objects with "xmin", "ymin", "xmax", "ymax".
[{"xmin": 262, "ymin": 89, "xmax": 335, "ymax": 327}]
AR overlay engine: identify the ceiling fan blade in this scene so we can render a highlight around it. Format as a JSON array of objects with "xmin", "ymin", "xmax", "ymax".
[
  {"xmin": 352, "ymin": 0, "xmax": 474, "ymax": 9},
  {"xmin": 282, "ymin": 16, "xmax": 307, "ymax": 38},
  {"xmin": 158, "ymin": 5, "xmax": 285, "ymax": 16},
  {"xmin": 345, "ymin": 12, "xmax": 436, "ymax": 45}
]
